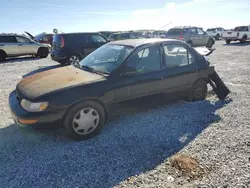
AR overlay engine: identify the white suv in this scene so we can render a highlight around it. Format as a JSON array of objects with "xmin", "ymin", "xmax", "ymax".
[
  {"xmin": 0, "ymin": 35, "xmax": 50, "ymax": 61},
  {"xmin": 206, "ymin": 27, "xmax": 226, "ymax": 40}
]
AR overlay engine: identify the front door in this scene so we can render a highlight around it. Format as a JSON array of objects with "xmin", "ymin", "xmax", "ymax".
[
  {"xmin": 196, "ymin": 28, "xmax": 208, "ymax": 46},
  {"xmin": 114, "ymin": 45, "xmax": 165, "ymax": 101},
  {"xmin": 15, "ymin": 36, "xmax": 38, "ymax": 55}
]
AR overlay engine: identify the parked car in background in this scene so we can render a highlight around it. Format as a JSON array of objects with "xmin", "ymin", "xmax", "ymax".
[
  {"xmin": 107, "ymin": 31, "xmax": 140, "ymax": 41},
  {"xmin": 206, "ymin": 27, "xmax": 226, "ymax": 40},
  {"xmin": 25, "ymin": 32, "xmax": 53, "ymax": 46},
  {"xmin": 51, "ymin": 32, "xmax": 107, "ymax": 65},
  {"xmin": 98, "ymin": 31, "xmax": 113, "ymax": 39},
  {"xmin": 0, "ymin": 35, "xmax": 50, "ymax": 61},
  {"xmin": 222, "ymin": 25, "xmax": 250, "ymax": 44},
  {"xmin": 9, "ymin": 38, "xmax": 225, "ymax": 140},
  {"xmin": 165, "ymin": 26, "xmax": 215, "ymax": 48}
]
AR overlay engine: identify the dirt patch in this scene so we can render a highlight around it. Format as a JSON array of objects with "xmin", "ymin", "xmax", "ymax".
[{"xmin": 169, "ymin": 154, "xmax": 206, "ymax": 180}]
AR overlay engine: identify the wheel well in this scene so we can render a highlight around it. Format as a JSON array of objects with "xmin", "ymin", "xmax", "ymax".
[
  {"xmin": 0, "ymin": 49, "xmax": 7, "ymax": 57},
  {"xmin": 61, "ymin": 98, "xmax": 108, "ymax": 126},
  {"xmin": 37, "ymin": 47, "xmax": 48, "ymax": 53}
]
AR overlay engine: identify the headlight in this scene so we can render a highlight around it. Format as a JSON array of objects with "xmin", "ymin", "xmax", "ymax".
[{"xmin": 21, "ymin": 99, "xmax": 48, "ymax": 112}]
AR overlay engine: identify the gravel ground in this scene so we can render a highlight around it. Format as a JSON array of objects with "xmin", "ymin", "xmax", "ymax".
[{"xmin": 0, "ymin": 41, "xmax": 249, "ymax": 188}]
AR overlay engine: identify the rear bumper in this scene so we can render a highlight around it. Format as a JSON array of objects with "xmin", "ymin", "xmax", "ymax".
[
  {"xmin": 50, "ymin": 52, "xmax": 67, "ymax": 63},
  {"xmin": 9, "ymin": 90, "xmax": 63, "ymax": 128},
  {"xmin": 222, "ymin": 37, "xmax": 238, "ymax": 40}
]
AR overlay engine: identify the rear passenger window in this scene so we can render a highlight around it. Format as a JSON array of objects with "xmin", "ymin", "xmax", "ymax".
[
  {"xmin": 163, "ymin": 44, "xmax": 194, "ymax": 68},
  {"xmin": 90, "ymin": 34, "xmax": 107, "ymax": 43},
  {"xmin": 0, "ymin": 36, "xmax": 16, "ymax": 43}
]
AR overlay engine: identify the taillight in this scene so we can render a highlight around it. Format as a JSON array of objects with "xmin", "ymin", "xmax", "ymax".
[
  {"xmin": 60, "ymin": 36, "xmax": 65, "ymax": 48},
  {"xmin": 237, "ymin": 32, "xmax": 239, "ymax": 37},
  {"xmin": 179, "ymin": 32, "xmax": 184, "ymax": 40}
]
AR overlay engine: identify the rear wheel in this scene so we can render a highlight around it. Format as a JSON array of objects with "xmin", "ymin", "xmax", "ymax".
[
  {"xmin": 0, "ymin": 50, "xmax": 6, "ymax": 61},
  {"xmin": 215, "ymin": 34, "xmax": 220, "ymax": 40},
  {"xmin": 187, "ymin": 40, "xmax": 193, "ymax": 47},
  {"xmin": 226, "ymin": 40, "xmax": 231, "ymax": 44},
  {"xmin": 37, "ymin": 47, "xmax": 49, "ymax": 58},
  {"xmin": 62, "ymin": 100, "xmax": 106, "ymax": 140},
  {"xmin": 206, "ymin": 39, "xmax": 214, "ymax": 48},
  {"xmin": 189, "ymin": 79, "xmax": 208, "ymax": 102},
  {"xmin": 67, "ymin": 54, "xmax": 81, "ymax": 66},
  {"xmin": 240, "ymin": 35, "xmax": 247, "ymax": 43}
]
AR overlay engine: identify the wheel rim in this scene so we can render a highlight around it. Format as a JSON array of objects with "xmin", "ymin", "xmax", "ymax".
[
  {"xmin": 72, "ymin": 108, "xmax": 100, "ymax": 135},
  {"xmin": 192, "ymin": 84, "xmax": 204, "ymax": 100},
  {"xmin": 208, "ymin": 40, "xmax": 213, "ymax": 48},
  {"xmin": 69, "ymin": 56, "xmax": 80, "ymax": 65}
]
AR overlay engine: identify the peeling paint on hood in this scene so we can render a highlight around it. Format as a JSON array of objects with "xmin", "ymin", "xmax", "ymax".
[{"xmin": 17, "ymin": 66, "xmax": 105, "ymax": 100}]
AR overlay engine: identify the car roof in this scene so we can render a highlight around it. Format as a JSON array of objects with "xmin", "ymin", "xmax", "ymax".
[
  {"xmin": 108, "ymin": 38, "xmax": 179, "ymax": 47},
  {"xmin": 56, "ymin": 32, "xmax": 100, "ymax": 36}
]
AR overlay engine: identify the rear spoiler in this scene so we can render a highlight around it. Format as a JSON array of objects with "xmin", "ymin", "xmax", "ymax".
[{"xmin": 194, "ymin": 47, "xmax": 215, "ymax": 56}]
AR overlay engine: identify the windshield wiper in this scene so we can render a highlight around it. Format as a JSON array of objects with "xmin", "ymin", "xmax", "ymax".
[
  {"xmin": 81, "ymin": 65, "xmax": 109, "ymax": 76},
  {"xmin": 81, "ymin": 65, "xmax": 95, "ymax": 72}
]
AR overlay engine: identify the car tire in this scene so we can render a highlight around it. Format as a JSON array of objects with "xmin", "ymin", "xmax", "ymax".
[
  {"xmin": 240, "ymin": 35, "xmax": 247, "ymax": 43},
  {"xmin": 62, "ymin": 100, "xmax": 106, "ymax": 140},
  {"xmin": 0, "ymin": 50, "xmax": 7, "ymax": 61},
  {"xmin": 206, "ymin": 39, "xmax": 214, "ymax": 49},
  {"xmin": 189, "ymin": 79, "xmax": 208, "ymax": 102},
  {"xmin": 187, "ymin": 40, "xmax": 193, "ymax": 47},
  {"xmin": 226, "ymin": 40, "xmax": 231, "ymax": 44},
  {"xmin": 37, "ymin": 47, "xmax": 49, "ymax": 58},
  {"xmin": 67, "ymin": 54, "xmax": 81, "ymax": 66},
  {"xmin": 215, "ymin": 34, "xmax": 220, "ymax": 40}
]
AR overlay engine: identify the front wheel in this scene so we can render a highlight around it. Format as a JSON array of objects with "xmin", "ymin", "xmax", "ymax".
[
  {"xmin": 189, "ymin": 79, "xmax": 208, "ymax": 102},
  {"xmin": 62, "ymin": 100, "xmax": 106, "ymax": 140},
  {"xmin": 0, "ymin": 50, "xmax": 6, "ymax": 61}
]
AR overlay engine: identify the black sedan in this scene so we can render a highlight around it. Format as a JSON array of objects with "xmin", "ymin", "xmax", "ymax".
[{"xmin": 9, "ymin": 38, "xmax": 216, "ymax": 140}]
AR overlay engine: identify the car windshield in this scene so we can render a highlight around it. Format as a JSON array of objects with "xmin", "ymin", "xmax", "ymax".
[{"xmin": 79, "ymin": 44, "xmax": 134, "ymax": 74}]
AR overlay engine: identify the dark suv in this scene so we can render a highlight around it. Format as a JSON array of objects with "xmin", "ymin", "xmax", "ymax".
[{"xmin": 51, "ymin": 32, "xmax": 107, "ymax": 65}]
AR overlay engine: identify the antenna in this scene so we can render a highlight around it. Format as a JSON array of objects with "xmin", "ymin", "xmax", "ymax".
[{"xmin": 153, "ymin": 21, "xmax": 172, "ymax": 38}]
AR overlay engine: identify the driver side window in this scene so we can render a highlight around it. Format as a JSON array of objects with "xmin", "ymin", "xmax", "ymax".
[{"xmin": 126, "ymin": 46, "xmax": 162, "ymax": 74}]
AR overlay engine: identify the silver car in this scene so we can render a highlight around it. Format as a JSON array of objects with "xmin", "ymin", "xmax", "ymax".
[
  {"xmin": 165, "ymin": 26, "xmax": 215, "ymax": 48},
  {"xmin": 0, "ymin": 35, "xmax": 50, "ymax": 61}
]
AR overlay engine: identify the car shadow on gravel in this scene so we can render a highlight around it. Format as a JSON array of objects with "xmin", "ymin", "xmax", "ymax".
[
  {"xmin": 22, "ymin": 64, "xmax": 62, "ymax": 78},
  {"xmin": 223, "ymin": 41, "xmax": 250, "ymax": 46},
  {"xmin": 0, "ymin": 56, "xmax": 40, "ymax": 64},
  {"xmin": 0, "ymin": 96, "xmax": 232, "ymax": 188}
]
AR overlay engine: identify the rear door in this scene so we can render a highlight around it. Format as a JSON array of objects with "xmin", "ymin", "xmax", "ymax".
[
  {"xmin": 0, "ymin": 36, "xmax": 18, "ymax": 56},
  {"xmin": 114, "ymin": 45, "xmax": 165, "ymax": 101},
  {"xmin": 161, "ymin": 42, "xmax": 198, "ymax": 94}
]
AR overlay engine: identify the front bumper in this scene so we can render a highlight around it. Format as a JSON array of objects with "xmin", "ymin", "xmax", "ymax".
[{"xmin": 9, "ymin": 91, "xmax": 63, "ymax": 128}]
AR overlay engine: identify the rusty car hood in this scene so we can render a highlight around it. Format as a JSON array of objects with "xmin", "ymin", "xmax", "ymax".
[{"xmin": 17, "ymin": 66, "xmax": 105, "ymax": 100}]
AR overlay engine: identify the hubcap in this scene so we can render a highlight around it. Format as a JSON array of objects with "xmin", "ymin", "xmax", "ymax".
[
  {"xmin": 69, "ymin": 56, "xmax": 80, "ymax": 65},
  {"xmin": 72, "ymin": 108, "xmax": 100, "ymax": 135}
]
